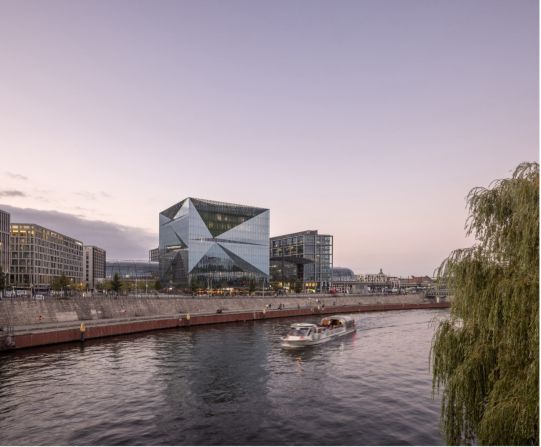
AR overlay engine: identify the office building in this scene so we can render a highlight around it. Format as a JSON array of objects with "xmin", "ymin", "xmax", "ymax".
[
  {"xmin": 159, "ymin": 197, "xmax": 269, "ymax": 289},
  {"xmin": 0, "ymin": 209, "xmax": 10, "ymax": 284},
  {"xmin": 84, "ymin": 245, "xmax": 106, "ymax": 290},
  {"xmin": 10, "ymin": 223, "xmax": 84, "ymax": 290},
  {"xmin": 270, "ymin": 230, "xmax": 333, "ymax": 292},
  {"xmin": 149, "ymin": 247, "xmax": 159, "ymax": 262},
  {"xmin": 106, "ymin": 260, "xmax": 159, "ymax": 280}
]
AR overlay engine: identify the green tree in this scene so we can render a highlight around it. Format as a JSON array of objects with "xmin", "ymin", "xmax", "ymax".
[
  {"xmin": 190, "ymin": 277, "xmax": 199, "ymax": 294},
  {"xmin": 431, "ymin": 162, "xmax": 539, "ymax": 445},
  {"xmin": 102, "ymin": 280, "xmax": 113, "ymax": 292},
  {"xmin": 51, "ymin": 274, "xmax": 70, "ymax": 292},
  {"xmin": 154, "ymin": 280, "xmax": 162, "ymax": 291},
  {"xmin": 121, "ymin": 279, "xmax": 131, "ymax": 294},
  {"xmin": 248, "ymin": 279, "xmax": 256, "ymax": 294},
  {"xmin": 111, "ymin": 273, "xmax": 122, "ymax": 294}
]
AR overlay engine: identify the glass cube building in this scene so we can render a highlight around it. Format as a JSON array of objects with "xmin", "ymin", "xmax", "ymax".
[{"xmin": 159, "ymin": 198, "xmax": 269, "ymax": 289}]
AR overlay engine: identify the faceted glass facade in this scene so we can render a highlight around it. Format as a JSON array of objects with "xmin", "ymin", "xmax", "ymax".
[{"xmin": 159, "ymin": 198, "xmax": 269, "ymax": 288}]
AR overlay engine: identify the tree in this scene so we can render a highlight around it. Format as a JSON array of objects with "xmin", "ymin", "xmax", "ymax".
[
  {"xmin": 123, "ymin": 279, "xmax": 134, "ymax": 294},
  {"xmin": 248, "ymin": 279, "xmax": 256, "ymax": 295},
  {"xmin": 102, "ymin": 280, "xmax": 113, "ymax": 292},
  {"xmin": 51, "ymin": 274, "xmax": 70, "ymax": 292},
  {"xmin": 190, "ymin": 277, "xmax": 200, "ymax": 294},
  {"xmin": 154, "ymin": 280, "xmax": 161, "ymax": 291},
  {"xmin": 111, "ymin": 273, "xmax": 122, "ymax": 294},
  {"xmin": 431, "ymin": 162, "xmax": 538, "ymax": 445},
  {"xmin": 73, "ymin": 282, "xmax": 86, "ymax": 293}
]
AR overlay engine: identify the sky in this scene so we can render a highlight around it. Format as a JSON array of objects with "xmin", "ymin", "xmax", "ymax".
[{"xmin": 0, "ymin": 0, "xmax": 538, "ymax": 276}]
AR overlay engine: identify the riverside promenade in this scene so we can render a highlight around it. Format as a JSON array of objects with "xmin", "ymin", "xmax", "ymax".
[{"xmin": 0, "ymin": 294, "xmax": 450, "ymax": 351}]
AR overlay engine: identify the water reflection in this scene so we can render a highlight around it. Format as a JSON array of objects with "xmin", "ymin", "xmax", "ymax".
[{"xmin": 0, "ymin": 310, "xmax": 447, "ymax": 446}]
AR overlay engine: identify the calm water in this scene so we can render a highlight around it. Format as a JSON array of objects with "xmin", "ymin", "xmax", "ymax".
[{"xmin": 0, "ymin": 309, "xmax": 447, "ymax": 445}]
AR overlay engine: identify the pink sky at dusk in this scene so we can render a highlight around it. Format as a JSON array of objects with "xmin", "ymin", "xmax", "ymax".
[{"xmin": 0, "ymin": 0, "xmax": 538, "ymax": 276}]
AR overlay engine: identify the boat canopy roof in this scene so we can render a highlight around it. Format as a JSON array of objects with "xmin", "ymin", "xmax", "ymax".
[
  {"xmin": 290, "ymin": 323, "xmax": 318, "ymax": 328},
  {"xmin": 321, "ymin": 315, "xmax": 356, "ymax": 324}
]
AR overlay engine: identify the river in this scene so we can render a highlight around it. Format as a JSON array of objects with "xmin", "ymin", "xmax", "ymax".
[{"xmin": 0, "ymin": 308, "xmax": 448, "ymax": 445}]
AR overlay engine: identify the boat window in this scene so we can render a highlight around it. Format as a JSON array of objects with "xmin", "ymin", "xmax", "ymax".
[{"xmin": 287, "ymin": 327, "xmax": 312, "ymax": 336}]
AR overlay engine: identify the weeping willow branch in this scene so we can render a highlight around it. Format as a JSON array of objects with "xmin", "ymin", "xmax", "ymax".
[{"xmin": 431, "ymin": 162, "xmax": 539, "ymax": 445}]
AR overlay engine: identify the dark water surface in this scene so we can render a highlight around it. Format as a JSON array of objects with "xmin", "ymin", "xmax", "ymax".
[{"xmin": 0, "ymin": 309, "xmax": 447, "ymax": 445}]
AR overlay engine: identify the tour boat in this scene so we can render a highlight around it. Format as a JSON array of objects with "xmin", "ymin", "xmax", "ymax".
[{"xmin": 281, "ymin": 315, "xmax": 356, "ymax": 348}]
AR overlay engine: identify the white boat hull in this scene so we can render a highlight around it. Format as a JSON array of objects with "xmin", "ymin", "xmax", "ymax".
[{"xmin": 281, "ymin": 327, "xmax": 356, "ymax": 349}]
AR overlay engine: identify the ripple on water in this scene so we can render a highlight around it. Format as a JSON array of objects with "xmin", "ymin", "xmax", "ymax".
[{"xmin": 0, "ymin": 309, "xmax": 447, "ymax": 446}]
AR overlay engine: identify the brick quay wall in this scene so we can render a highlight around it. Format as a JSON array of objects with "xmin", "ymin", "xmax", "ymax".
[{"xmin": 0, "ymin": 294, "xmax": 450, "ymax": 351}]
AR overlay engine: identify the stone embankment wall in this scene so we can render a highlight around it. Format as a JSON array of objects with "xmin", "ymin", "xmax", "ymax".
[{"xmin": 0, "ymin": 294, "xmax": 430, "ymax": 328}]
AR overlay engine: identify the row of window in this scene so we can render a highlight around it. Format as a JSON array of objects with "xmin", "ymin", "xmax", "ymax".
[
  {"xmin": 271, "ymin": 236, "xmax": 332, "ymax": 248},
  {"xmin": 10, "ymin": 267, "xmax": 83, "ymax": 278},
  {"xmin": 11, "ymin": 243, "xmax": 82, "ymax": 254}
]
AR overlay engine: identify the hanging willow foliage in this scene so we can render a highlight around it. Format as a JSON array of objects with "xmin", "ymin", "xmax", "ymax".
[{"xmin": 431, "ymin": 162, "xmax": 539, "ymax": 445}]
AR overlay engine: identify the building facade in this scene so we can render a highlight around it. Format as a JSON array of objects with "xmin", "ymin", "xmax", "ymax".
[
  {"xmin": 106, "ymin": 260, "xmax": 159, "ymax": 280},
  {"xmin": 149, "ymin": 247, "xmax": 159, "ymax": 262},
  {"xmin": 10, "ymin": 224, "xmax": 84, "ymax": 290},
  {"xmin": 159, "ymin": 197, "xmax": 269, "ymax": 289},
  {"xmin": 0, "ymin": 209, "xmax": 10, "ymax": 285},
  {"xmin": 358, "ymin": 268, "xmax": 388, "ymax": 284},
  {"xmin": 84, "ymin": 245, "xmax": 106, "ymax": 290},
  {"xmin": 332, "ymin": 267, "xmax": 356, "ymax": 282},
  {"xmin": 270, "ymin": 230, "xmax": 333, "ymax": 292}
]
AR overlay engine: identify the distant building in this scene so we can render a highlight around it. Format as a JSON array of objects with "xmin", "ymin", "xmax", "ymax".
[
  {"xmin": 396, "ymin": 275, "xmax": 435, "ymax": 289},
  {"xmin": 270, "ymin": 230, "xmax": 333, "ymax": 292},
  {"xmin": 159, "ymin": 197, "xmax": 269, "ymax": 289},
  {"xmin": 149, "ymin": 247, "xmax": 159, "ymax": 262},
  {"xmin": 0, "ymin": 209, "xmax": 10, "ymax": 285},
  {"xmin": 10, "ymin": 223, "xmax": 83, "ymax": 290},
  {"xmin": 332, "ymin": 267, "xmax": 356, "ymax": 282},
  {"xmin": 358, "ymin": 268, "xmax": 388, "ymax": 284},
  {"xmin": 331, "ymin": 267, "xmax": 363, "ymax": 294},
  {"xmin": 84, "ymin": 246, "xmax": 106, "ymax": 290},
  {"xmin": 106, "ymin": 260, "xmax": 159, "ymax": 280}
]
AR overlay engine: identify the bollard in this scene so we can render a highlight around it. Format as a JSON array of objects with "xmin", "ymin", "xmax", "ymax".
[{"xmin": 79, "ymin": 322, "xmax": 86, "ymax": 341}]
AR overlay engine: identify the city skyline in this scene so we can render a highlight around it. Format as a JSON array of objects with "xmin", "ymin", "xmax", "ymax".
[{"xmin": 0, "ymin": 0, "xmax": 538, "ymax": 276}]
